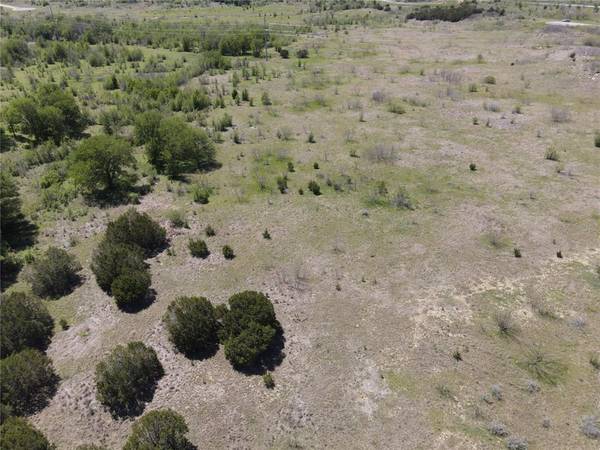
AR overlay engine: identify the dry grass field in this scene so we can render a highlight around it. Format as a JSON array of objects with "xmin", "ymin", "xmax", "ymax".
[{"xmin": 1, "ymin": 1, "xmax": 599, "ymax": 449}]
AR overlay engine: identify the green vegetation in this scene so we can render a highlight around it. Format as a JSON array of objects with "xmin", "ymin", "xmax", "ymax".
[
  {"xmin": 188, "ymin": 238, "xmax": 210, "ymax": 258},
  {"xmin": 407, "ymin": 1, "xmax": 483, "ymax": 22},
  {"xmin": 25, "ymin": 247, "xmax": 81, "ymax": 299},
  {"xmin": 0, "ymin": 292, "xmax": 54, "ymax": 357},
  {"xmin": 163, "ymin": 296, "xmax": 219, "ymax": 358},
  {"xmin": 123, "ymin": 409, "xmax": 193, "ymax": 450},
  {"xmin": 0, "ymin": 417, "xmax": 54, "ymax": 450},
  {"xmin": 0, "ymin": 349, "xmax": 58, "ymax": 416},
  {"xmin": 95, "ymin": 342, "xmax": 164, "ymax": 417}
]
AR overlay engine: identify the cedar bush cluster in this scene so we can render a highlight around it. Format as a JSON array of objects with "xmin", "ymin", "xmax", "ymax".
[
  {"xmin": 123, "ymin": 409, "xmax": 193, "ymax": 450},
  {"xmin": 0, "ymin": 417, "xmax": 54, "ymax": 450},
  {"xmin": 407, "ymin": 1, "xmax": 482, "ymax": 22},
  {"xmin": 91, "ymin": 209, "xmax": 166, "ymax": 309}
]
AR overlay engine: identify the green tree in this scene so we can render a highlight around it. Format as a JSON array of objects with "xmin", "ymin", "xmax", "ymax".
[
  {"xmin": 0, "ymin": 417, "xmax": 55, "ymax": 450},
  {"xmin": 123, "ymin": 409, "xmax": 194, "ymax": 450},
  {"xmin": 146, "ymin": 117, "xmax": 216, "ymax": 178},
  {"xmin": 0, "ymin": 171, "xmax": 36, "ymax": 250},
  {"xmin": 104, "ymin": 209, "xmax": 166, "ymax": 257},
  {"xmin": 134, "ymin": 110, "xmax": 162, "ymax": 147},
  {"xmin": 163, "ymin": 297, "xmax": 219, "ymax": 358},
  {"xmin": 91, "ymin": 240, "xmax": 147, "ymax": 294},
  {"xmin": 0, "ymin": 349, "xmax": 58, "ymax": 416},
  {"xmin": 69, "ymin": 135, "xmax": 136, "ymax": 199},
  {"xmin": 111, "ymin": 269, "xmax": 151, "ymax": 310},
  {"xmin": 95, "ymin": 342, "xmax": 164, "ymax": 417},
  {"xmin": 220, "ymin": 291, "xmax": 279, "ymax": 369},
  {"xmin": 0, "ymin": 292, "xmax": 54, "ymax": 358},
  {"xmin": 25, "ymin": 247, "xmax": 82, "ymax": 298}
]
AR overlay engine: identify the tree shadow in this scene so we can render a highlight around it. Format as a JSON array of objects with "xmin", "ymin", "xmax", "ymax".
[
  {"xmin": 117, "ymin": 288, "xmax": 156, "ymax": 314},
  {"xmin": 22, "ymin": 370, "xmax": 60, "ymax": 416},
  {"xmin": 182, "ymin": 339, "xmax": 220, "ymax": 361}
]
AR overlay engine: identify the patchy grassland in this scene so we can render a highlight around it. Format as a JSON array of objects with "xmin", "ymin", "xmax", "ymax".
[{"xmin": 1, "ymin": 1, "xmax": 599, "ymax": 449}]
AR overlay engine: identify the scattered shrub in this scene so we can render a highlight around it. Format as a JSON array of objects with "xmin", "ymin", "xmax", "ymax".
[
  {"xmin": 407, "ymin": 1, "xmax": 482, "ymax": 22},
  {"xmin": 276, "ymin": 176, "xmax": 288, "ymax": 194},
  {"xmin": 387, "ymin": 101, "xmax": 406, "ymax": 115},
  {"xmin": 488, "ymin": 421, "xmax": 508, "ymax": 437},
  {"xmin": 0, "ymin": 417, "xmax": 54, "ymax": 450},
  {"xmin": 123, "ymin": 409, "xmax": 193, "ymax": 450},
  {"xmin": 308, "ymin": 181, "xmax": 321, "ymax": 195},
  {"xmin": 296, "ymin": 48, "xmax": 308, "ymax": 59},
  {"xmin": 111, "ymin": 269, "xmax": 151, "ymax": 310},
  {"xmin": 263, "ymin": 229, "xmax": 271, "ymax": 240},
  {"xmin": 506, "ymin": 437, "xmax": 528, "ymax": 450},
  {"xmin": 519, "ymin": 349, "xmax": 567, "ymax": 386},
  {"xmin": 581, "ymin": 415, "xmax": 600, "ymax": 440},
  {"xmin": 594, "ymin": 132, "xmax": 600, "ymax": 148},
  {"xmin": 163, "ymin": 296, "xmax": 219, "ymax": 358},
  {"xmin": 0, "ymin": 292, "xmax": 54, "ymax": 357},
  {"xmin": 513, "ymin": 247, "xmax": 522, "ymax": 258},
  {"xmin": 261, "ymin": 92, "xmax": 272, "ymax": 106},
  {"xmin": 544, "ymin": 147, "xmax": 560, "ymax": 161},
  {"xmin": 469, "ymin": 163, "xmax": 477, "ymax": 171},
  {"xmin": 95, "ymin": 342, "xmax": 164, "ymax": 417},
  {"xmin": 222, "ymin": 245, "xmax": 235, "ymax": 260},
  {"xmin": 189, "ymin": 238, "xmax": 209, "ymax": 258},
  {"xmin": 25, "ymin": 247, "xmax": 81, "ymax": 298},
  {"xmin": 495, "ymin": 311, "xmax": 518, "ymax": 337},
  {"xmin": 483, "ymin": 75, "xmax": 496, "ymax": 85},
  {"xmin": 0, "ymin": 349, "xmax": 58, "ymax": 416},
  {"xmin": 91, "ymin": 240, "xmax": 146, "ymax": 294},
  {"xmin": 205, "ymin": 225, "xmax": 216, "ymax": 237},
  {"xmin": 263, "ymin": 371, "xmax": 275, "ymax": 389},
  {"xmin": 167, "ymin": 210, "xmax": 188, "ymax": 228},
  {"xmin": 221, "ymin": 291, "xmax": 279, "ymax": 369},
  {"xmin": 105, "ymin": 209, "xmax": 166, "ymax": 256}
]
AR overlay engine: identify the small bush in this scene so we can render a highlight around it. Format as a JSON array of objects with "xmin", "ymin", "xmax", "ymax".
[
  {"xmin": 594, "ymin": 132, "xmax": 600, "ymax": 148},
  {"xmin": 189, "ymin": 239, "xmax": 209, "ymax": 258},
  {"xmin": 0, "ymin": 292, "xmax": 54, "ymax": 357},
  {"xmin": 26, "ymin": 247, "xmax": 82, "ymax": 298},
  {"xmin": 519, "ymin": 349, "xmax": 567, "ymax": 386},
  {"xmin": 469, "ymin": 163, "xmax": 477, "ymax": 171},
  {"xmin": 581, "ymin": 415, "xmax": 600, "ymax": 440},
  {"xmin": 163, "ymin": 296, "xmax": 219, "ymax": 358},
  {"xmin": 483, "ymin": 75, "xmax": 496, "ymax": 85},
  {"xmin": 513, "ymin": 247, "xmax": 522, "ymax": 258},
  {"xmin": 222, "ymin": 245, "xmax": 235, "ymax": 260},
  {"xmin": 0, "ymin": 417, "xmax": 54, "ymax": 450},
  {"xmin": 95, "ymin": 342, "xmax": 164, "ymax": 417},
  {"xmin": 261, "ymin": 92, "xmax": 272, "ymax": 106},
  {"xmin": 123, "ymin": 409, "xmax": 193, "ymax": 450},
  {"xmin": 308, "ymin": 181, "xmax": 321, "ymax": 195},
  {"xmin": 191, "ymin": 184, "xmax": 212, "ymax": 204},
  {"xmin": 111, "ymin": 270, "xmax": 151, "ymax": 310},
  {"xmin": 0, "ymin": 349, "xmax": 58, "ymax": 416},
  {"xmin": 544, "ymin": 147, "xmax": 560, "ymax": 161},
  {"xmin": 506, "ymin": 437, "xmax": 528, "ymax": 450},
  {"xmin": 484, "ymin": 101, "xmax": 501, "ymax": 112},
  {"xmin": 263, "ymin": 371, "xmax": 275, "ymax": 389},
  {"xmin": 205, "ymin": 225, "xmax": 216, "ymax": 237},
  {"xmin": 167, "ymin": 210, "xmax": 188, "ymax": 228},
  {"xmin": 278, "ymin": 48, "xmax": 289, "ymax": 59},
  {"xmin": 262, "ymin": 229, "xmax": 271, "ymax": 240},
  {"xmin": 307, "ymin": 131, "xmax": 316, "ymax": 143},
  {"xmin": 488, "ymin": 421, "xmax": 508, "ymax": 437},
  {"xmin": 276, "ymin": 176, "xmax": 288, "ymax": 194},
  {"xmin": 387, "ymin": 101, "xmax": 406, "ymax": 115},
  {"xmin": 495, "ymin": 311, "xmax": 518, "ymax": 337},
  {"xmin": 296, "ymin": 48, "xmax": 308, "ymax": 59}
]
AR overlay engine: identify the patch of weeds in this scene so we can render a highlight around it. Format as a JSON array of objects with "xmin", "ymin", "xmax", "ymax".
[
  {"xmin": 518, "ymin": 349, "xmax": 567, "ymax": 386},
  {"xmin": 263, "ymin": 372, "xmax": 275, "ymax": 389},
  {"xmin": 544, "ymin": 147, "xmax": 560, "ymax": 161},
  {"xmin": 495, "ymin": 311, "xmax": 519, "ymax": 337},
  {"xmin": 488, "ymin": 421, "xmax": 508, "ymax": 437},
  {"xmin": 590, "ymin": 353, "xmax": 600, "ymax": 371},
  {"xmin": 581, "ymin": 415, "xmax": 600, "ymax": 440},
  {"xmin": 436, "ymin": 384, "xmax": 454, "ymax": 400},
  {"xmin": 167, "ymin": 209, "xmax": 188, "ymax": 228},
  {"xmin": 506, "ymin": 436, "xmax": 528, "ymax": 450},
  {"xmin": 387, "ymin": 100, "xmax": 406, "ymax": 115}
]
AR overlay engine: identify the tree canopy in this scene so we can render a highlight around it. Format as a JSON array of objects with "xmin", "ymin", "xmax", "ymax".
[{"xmin": 123, "ymin": 409, "xmax": 194, "ymax": 450}]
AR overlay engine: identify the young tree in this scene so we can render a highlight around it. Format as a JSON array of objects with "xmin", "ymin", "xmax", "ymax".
[
  {"xmin": 220, "ymin": 291, "xmax": 279, "ymax": 369},
  {"xmin": 123, "ymin": 409, "xmax": 193, "ymax": 450},
  {"xmin": 0, "ymin": 417, "xmax": 55, "ymax": 450},
  {"xmin": 95, "ymin": 342, "xmax": 163, "ymax": 417},
  {"xmin": 91, "ymin": 240, "xmax": 147, "ymax": 294},
  {"xmin": 0, "ymin": 292, "xmax": 54, "ymax": 357},
  {"xmin": 104, "ymin": 209, "xmax": 166, "ymax": 257},
  {"xmin": 163, "ymin": 296, "xmax": 219, "ymax": 358},
  {"xmin": 69, "ymin": 135, "xmax": 136, "ymax": 199},
  {"xmin": 0, "ymin": 349, "xmax": 59, "ymax": 416},
  {"xmin": 146, "ymin": 117, "xmax": 216, "ymax": 178},
  {"xmin": 25, "ymin": 247, "xmax": 82, "ymax": 298},
  {"xmin": 0, "ymin": 171, "xmax": 36, "ymax": 250},
  {"xmin": 111, "ymin": 269, "xmax": 151, "ymax": 310}
]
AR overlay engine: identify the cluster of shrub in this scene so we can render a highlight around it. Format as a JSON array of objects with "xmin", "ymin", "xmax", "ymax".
[
  {"xmin": 91, "ymin": 209, "xmax": 166, "ymax": 310},
  {"xmin": 406, "ymin": 1, "xmax": 483, "ymax": 22},
  {"xmin": 91, "ymin": 289, "xmax": 280, "ymax": 416},
  {"xmin": 1, "ymin": 244, "xmax": 84, "ymax": 445}
]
